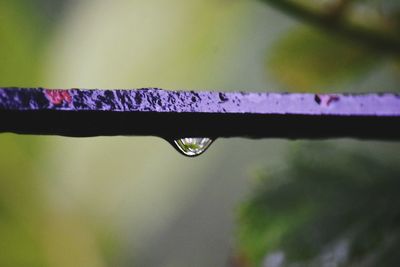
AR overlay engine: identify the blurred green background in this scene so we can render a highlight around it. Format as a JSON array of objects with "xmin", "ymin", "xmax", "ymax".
[{"xmin": 0, "ymin": 0, "xmax": 399, "ymax": 266}]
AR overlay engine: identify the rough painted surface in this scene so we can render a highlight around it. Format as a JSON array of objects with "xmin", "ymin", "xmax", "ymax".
[
  {"xmin": 0, "ymin": 87, "xmax": 399, "ymax": 139},
  {"xmin": 0, "ymin": 87, "xmax": 400, "ymax": 115}
]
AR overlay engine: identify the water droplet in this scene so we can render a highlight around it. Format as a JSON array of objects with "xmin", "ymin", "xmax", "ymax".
[{"xmin": 171, "ymin": 137, "xmax": 214, "ymax": 157}]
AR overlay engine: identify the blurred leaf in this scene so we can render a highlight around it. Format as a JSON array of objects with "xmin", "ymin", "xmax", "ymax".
[
  {"xmin": 237, "ymin": 142, "xmax": 400, "ymax": 267},
  {"xmin": 267, "ymin": 27, "xmax": 380, "ymax": 91}
]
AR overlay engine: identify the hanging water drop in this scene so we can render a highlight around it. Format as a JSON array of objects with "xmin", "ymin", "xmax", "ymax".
[{"xmin": 171, "ymin": 137, "xmax": 214, "ymax": 157}]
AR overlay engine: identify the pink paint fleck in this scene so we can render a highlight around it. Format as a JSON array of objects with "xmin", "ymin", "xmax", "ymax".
[
  {"xmin": 315, "ymin": 94, "xmax": 340, "ymax": 107},
  {"xmin": 45, "ymin": 89, "xmax": 72, "ymax": 105}
]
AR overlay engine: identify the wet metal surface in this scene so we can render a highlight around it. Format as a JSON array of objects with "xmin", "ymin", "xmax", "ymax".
[{"xmin": 0, "ymin": 87, "xmax": 399, "ymax": 139}]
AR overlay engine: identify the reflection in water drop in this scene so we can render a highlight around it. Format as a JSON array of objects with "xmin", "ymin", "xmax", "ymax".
[{"xmin": 172, "ymin": 138, "xmax": 214, "ymax": 157}]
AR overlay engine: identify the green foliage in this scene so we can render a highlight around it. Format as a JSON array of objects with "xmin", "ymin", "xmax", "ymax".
[
  {"xmin": 0, "ymin": 1, "xmax": 44, "ymax": 86},
  {"xmin": 268, "ymin": 27, "xmax": 379, "ymax": 91},
  {"xmin": 0, "ymin": 135, "xmax": 46, "ymax": 267},
  {"xmin": 237, "ymin": 143, "xmax": 400, "ymax": 266}
]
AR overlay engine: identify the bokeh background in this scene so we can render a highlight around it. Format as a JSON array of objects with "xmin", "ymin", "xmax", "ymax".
[{"xmin": 1, "ymin": 0, "xmax": 400, "ymax": 266}]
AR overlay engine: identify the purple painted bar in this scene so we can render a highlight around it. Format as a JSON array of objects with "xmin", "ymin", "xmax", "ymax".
[
  {"xmin": 1, "ymin": 87, "xmax": 399, "ymax": 115},
  {"xmin": 0, "ymin": 87, "xmax": 399, "ymax": 139}
]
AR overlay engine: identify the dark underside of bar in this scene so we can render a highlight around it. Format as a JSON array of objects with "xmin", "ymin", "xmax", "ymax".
[{"xmin": 1, "ymin": 110, "xmax": 399, "ymax": 140}]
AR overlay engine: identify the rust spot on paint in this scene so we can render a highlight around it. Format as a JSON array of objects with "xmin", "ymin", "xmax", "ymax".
[{"xmin": 45, "ymin": 89, "xmax": 72, "ymax": 105}]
